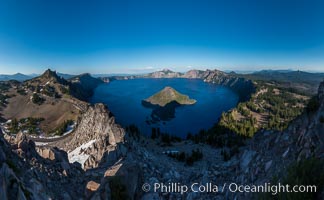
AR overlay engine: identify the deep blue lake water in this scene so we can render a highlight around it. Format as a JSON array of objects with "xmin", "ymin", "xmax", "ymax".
[{"xmin": 90, "ymin": 78, "xmax": 239, "ymax": 138}]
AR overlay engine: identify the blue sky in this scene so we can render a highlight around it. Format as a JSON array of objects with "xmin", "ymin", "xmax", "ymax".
[{"xmin": 0, "ymin": 0, "xmax": 323, "ymax": 74}]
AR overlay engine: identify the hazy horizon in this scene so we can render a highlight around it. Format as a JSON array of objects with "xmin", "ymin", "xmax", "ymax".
[{"xmin": 1, "ymin": 67, "xmax": 324, "ymax": 76}]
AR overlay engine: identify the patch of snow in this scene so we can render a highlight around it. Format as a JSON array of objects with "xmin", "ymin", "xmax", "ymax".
[
  {"xmin": 63, "ymin": 122, "xmax": 76, "ymax": 136},
  {"xmin": 35, "ymin": 142, "xmax": 48, "ymax": 146},
  {"xmin": 30, "ymin": 122, "xmax": 76, "ymax": 139},
  {"xmin": 68, "ymin": 139, "xmax": 96, "ymax": 168},
  {"xmin": 0, "ymin": 127, "xmax": 7, "ymax": 134}
]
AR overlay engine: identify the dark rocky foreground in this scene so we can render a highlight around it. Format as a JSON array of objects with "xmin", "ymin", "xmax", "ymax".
[{"xmin": 0, "ymin": 79, "xmax": 323, "ymax": 199}]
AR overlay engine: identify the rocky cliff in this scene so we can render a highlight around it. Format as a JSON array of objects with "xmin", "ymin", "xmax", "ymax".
[
  {"xmin": 227, "ymin": 80, "xmax": 324, "ymax": 199},
  {"xmin": 0, "ymin": 102, "xmax": 129, "ymax": 199},
  {"xmin": 183, "ymin": 69, "xmax": 255, "ymax": 101},
  {"xmin": 54, "ymin": 103, "xmax": 126, "ymax": 170},
  {"xmin": 0, "ymin": 131, "xmax": 86, "ymax": 199},
  {"xmin": 201, "ymin": 70, "xmax": 255, "ymax": 101}
]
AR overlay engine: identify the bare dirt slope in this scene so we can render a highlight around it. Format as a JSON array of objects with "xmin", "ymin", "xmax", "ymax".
[
  {"xmin": 2, "ymin": 90, "xmax": 81, "ymax": 132},
  {"xmin": 0, "ymin": 69, "xmax": 89, "ymax": 134}
]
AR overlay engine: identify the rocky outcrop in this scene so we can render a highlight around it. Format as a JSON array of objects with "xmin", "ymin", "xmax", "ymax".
[
  {"xmin": 70, "ymin": 103, "xmax": 124, "ymax": 146},
  {"xmin": 0, "ymin": 128, "xmax": 87, "ymax": 200},
  {"xmin": 90, "ymin": 161, "xmax": 142, "ymax": 200},
  {"xmin": 11, "ymin": 132, "xmax": 39, "ymax": 159},
  {"xmin": 54, "ymin": 103, "xmax": 126, "ymax": 169},
  {"xmin": 31, "ymin": 69, "xmax": 69, "ymax": 86},
  {"xmin": 295, "ymin": 81, "xmax": 324, "ymax": 160}
]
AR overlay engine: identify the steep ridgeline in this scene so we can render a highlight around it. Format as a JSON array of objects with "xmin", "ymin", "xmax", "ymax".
[
  {"xmin": 34, "ymin": 70, "xmax": 103, "ymax": 101},
  {"xmin": 36, "ymin": 69, "xmax": 103, "ymax": 102},
  {"xmin": 54, "ymin": 103, "xmax": 126, "ymax": 170}
]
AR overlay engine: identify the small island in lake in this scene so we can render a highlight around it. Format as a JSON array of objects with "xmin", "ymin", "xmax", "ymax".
[
  {"xmin": 142, "ymin": 86, "xmax": 196, "ymax": 123},
  {"xmin": 142, "ymin": 86, "xmax": 197, "ymax": 107}
]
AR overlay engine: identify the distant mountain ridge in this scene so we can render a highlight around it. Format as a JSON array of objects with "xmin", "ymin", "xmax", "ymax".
[
  {"xmin": 0, "ymin": 73, "xmax": 35, "ymax": 81},
  {"xmin": 0, "ymin": 72, "xmax": 76, "ymax": 81}
]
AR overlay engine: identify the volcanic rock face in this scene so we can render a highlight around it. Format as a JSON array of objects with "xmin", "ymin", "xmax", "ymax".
[{"xmin": 54, "ymin": 103, "xmax": 126, "ymax": 169}]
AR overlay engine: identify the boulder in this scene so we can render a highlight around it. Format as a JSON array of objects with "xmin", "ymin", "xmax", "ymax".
[
  {"xmin": 86, "ymin": 181, "xmax": 100, "ymax": 192},
  {"xmin": 37, "ymin": 147, "xmax": 69, "ymax": 162}
]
